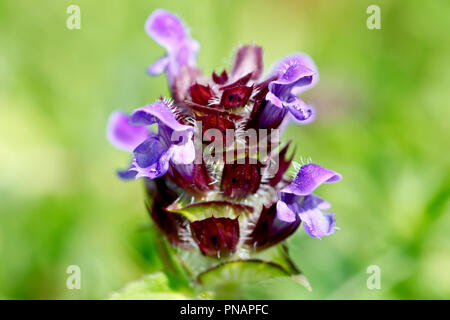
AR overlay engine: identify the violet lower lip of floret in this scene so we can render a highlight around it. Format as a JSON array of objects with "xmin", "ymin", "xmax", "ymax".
[{"xmin": 276, "ymin": 164, "xmax": 342, "ymax": 239}]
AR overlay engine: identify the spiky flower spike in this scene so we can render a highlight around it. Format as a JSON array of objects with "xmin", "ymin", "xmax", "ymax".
[{"xmin": 107, "ymin": 9, "xmax": 341, "ymax": 293}]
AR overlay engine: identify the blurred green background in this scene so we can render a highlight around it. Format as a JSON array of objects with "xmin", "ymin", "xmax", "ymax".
[{"xmin": 1, "ymin": 0, "xmax": 449, "ymax": 299}]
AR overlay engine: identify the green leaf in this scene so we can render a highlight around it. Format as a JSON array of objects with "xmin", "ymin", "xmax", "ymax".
[{"xmin": 108, "ymin": 272, "xmax": 191, "ymax": 300}]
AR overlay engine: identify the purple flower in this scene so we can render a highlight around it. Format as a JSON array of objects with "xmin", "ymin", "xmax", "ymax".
[
  {"xmin": 145, "ymin": 9, "xmax": 199, "ymax": 87},
  {"xmin": 108, "ymin": 101, "xmax": 195, "ymax": 179},
  {"xmin": 106, "ymin": 111, "xmax": 150, "ymax": 152},
  {"xmin": 276, "ymin": 164, "xmax": 341, "ymax": 239},
  {"xmin": 259, "ymin": 55, "xmax": 317, "ymax": 128}
]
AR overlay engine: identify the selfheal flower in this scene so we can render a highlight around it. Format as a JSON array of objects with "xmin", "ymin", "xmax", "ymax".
[
  {"xmin": 106, "ymin": 111, "xmax": 150, "ymax": 152},
  {"xmin": 107, "ymin": 101, "xmax": 195, "ymax": 179},
  {"xmin": 107, "ymin": 9, "xmax": 342, "ymax": 286},
  {"xmin": 145, "ymin": 9, "xmax": 199, "ymax": 92},
  {"xmin": 259, "ymin": 55, "xmax": 317, "ymax": 128},
  {"xmin": 276, "ymin": 164, "xmax": 342, "ymax": 239}
]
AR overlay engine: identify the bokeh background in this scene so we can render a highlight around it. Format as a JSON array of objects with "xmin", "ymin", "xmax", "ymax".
[{"xmin": 1, "ymin": 0, "xmax": 449, "ymax": 299}]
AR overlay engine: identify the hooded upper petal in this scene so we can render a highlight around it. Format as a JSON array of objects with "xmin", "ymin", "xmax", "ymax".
[
  {"xmin": 271, "ymin": 54, "xmax": 318, "ymax": 94},
  {"xmin": 267, "ymin": 58, "xmax": 314, "ymax": 100},
  {"xmin": 284, "ymin": 54, "xmax": 318, "ymax": 94},
  {"xmin": 145, "ymin": 9, "xmax": 190, "ymax": 51},
  {"xmin": 106, "ymin": 111, "xmax": 150, "ymax": 152},
  {"xmin": 130, "ymin": 101, "xmax": 192, "ymax": 134},
  {"xmin": 272, "ymin": 61, "xmax": 314, "ymax": 87},
  {"xmin": 281, "ymin": 163, "xmax": 342, "ymax": 196}
]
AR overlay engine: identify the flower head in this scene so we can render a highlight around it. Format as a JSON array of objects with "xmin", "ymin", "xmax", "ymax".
[{"xmin": 107, "ymin": 9, "xmax": 341, "ymax": 272}]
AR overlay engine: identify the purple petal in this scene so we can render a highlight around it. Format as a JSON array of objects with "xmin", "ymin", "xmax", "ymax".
[
  {"xmin": 172, "ymin": 40, "xmax": 199, "ymax": 69},
  {"xmin": 283, "ymin": 95, "xmax": 313, "ymax": 122},
  {"xmin": 106, "ymin": 111, "xmax": 150, "ymax": 152},
  {"xmin": 289, "ymin": 54, "xmax": 319, "ymax": 94},
  {"xmin": 273, "ymin": 61, "xmax": 314, "ymax": 86},
  {"xmin": 297, "ymin": 196, "xmax": 337, "ymax": 239},
  {"xmin": 263, "ymin": 55, "xmax": 317, "ymax": 125},
  {"xmin": 282, "ymin": 163, "xmax": 342, "ymax": 196},
  {"xmin": 161, "ymin": 40, "xmax": 200, "ymax": 86},
  {"xmin": 231, "ymin": 45, "xmax": 263, "ymax": 81},
  {"xmin": 276, "ymin": 193, "xmax": 337, "ymax": 239},
  {"xmin": 265, "ymin": 55, "xmax": 317, "ymax": 113},
  {"xmin": 285, "ymin": 104, "xmax": 316, "ymax": 126},
  {"xmin": 276, "ymin": 200, "xmax": 297, "ymax": 223},
  {"xmin": 170, "ymin": 138, "xmax": 195, "ymax": 165},
  {"xmin": 147, "ymin": 56, "xmax": 169, "ymax": 75},
  {"xmin": 273, "ymin": 54, "xmax": 318, "ymax": 92},
  {"xmin": 145, "ymin": 9, "xmax": 199, "ymax": 86},
  {"xmin": 130, "ymin": 101, "xmax": 192, "ymax": 133},
  {"xmin": 117, "ymin": 166, "xmax": 138, "ymax": 180},
  {"xmin": 145, "ymin": 9, "xmax": 188, "ymax": 51},
  {"xmin": 266, "ymin": 92, "xmax": 283, "ymax": 109},
  {"xmin": 133, "ymin": 136, "xmax": 167, "ymax": 168},
  {"xmin": 301, "ymin": 194, "xmax": 331, "ymax": 211},
  {"xmin": 129, "ymin": 149, "xmax": 172, "ymax": 179}
]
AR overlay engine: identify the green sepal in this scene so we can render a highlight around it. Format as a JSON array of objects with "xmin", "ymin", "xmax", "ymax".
[{"xmin": 166, "ymin": 200, "xmax": 253, "ymax": 221}]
